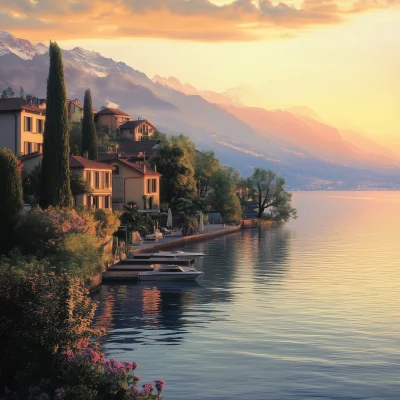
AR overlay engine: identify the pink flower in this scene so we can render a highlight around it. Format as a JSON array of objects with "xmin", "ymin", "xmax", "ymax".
[
  {"xmin": 155, "ymin": 380, "xmax": 165, "ymax": 393},
  {"xmin": 54, "ymin": 388, "xmax": 65, "ymax": 400},
  {"xmin": 82, "ymin": 348, "xmax": 104, "ymax": 363},
  {"xmin": 141, "ymin": 384, "xmax": 154, "ymax": 396}
]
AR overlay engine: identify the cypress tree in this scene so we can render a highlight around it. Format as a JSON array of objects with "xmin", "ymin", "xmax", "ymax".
[
  {"xmin": 0, "ymin": 148, "xmax": 23, "ymax": 254},
  {"xmin": 39, "ymin": 41, "xmax": 73, "ymax": 209},
  {"xmin": 82, "ymin": 88, "xmax": 98, "ymax": 160}
]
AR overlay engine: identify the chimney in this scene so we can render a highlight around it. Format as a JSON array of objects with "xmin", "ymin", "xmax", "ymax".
[
  {"xmin": 154, "ymin": 165, "xmax": 157, "ymax": 173},
  {"xmin": 27, "ymin": 98, "xmax": 33, "ymax": 106},
  {"xmin": 144, "ymin": 165, "xmax": 147, "ymax": 174}
]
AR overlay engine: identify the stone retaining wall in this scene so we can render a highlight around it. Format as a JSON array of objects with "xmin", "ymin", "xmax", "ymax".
[{"xmin": 133, "ymin": 225, "xmax": 241, "ymax": 254}]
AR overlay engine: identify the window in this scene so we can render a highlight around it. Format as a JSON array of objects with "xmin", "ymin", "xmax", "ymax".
[
  {"xmin": 113, "ymin": 165, "xmax": 119, "ymax": 175},
  {"xmin": 105, "ymin": 172, "xmax": 110, "ymax": 188},
  {"xmin": 86, "ymin": 171, "xmax": 92, "ymax": 185},
  {"xmin": 93, "ymin": 196, "xmax": 99, "ymax": 208},
  {"xmin": 104, "ymin": 196, "xmax": 110, "ymax": 209},
  {"xmin": 24, "ymin": 117, "xmax": 33, "ymax": 132},
  {"xmin": 37, "ymin": 119, "xmax": 44, "ymax": 134},
  {"xmin": 86, "ymin": 195, "xmax": 92, "ymax": 206},
  {"xmin": 95, "ymin": 172, "xmax": 100, "ymax": 189},
  {"xmin": 24, "ymin": 141, "xmax": 38, "ymax": 154},
  {"xmin": 147, "ymin": 178, "xmax": 157, "ymax": 194}
]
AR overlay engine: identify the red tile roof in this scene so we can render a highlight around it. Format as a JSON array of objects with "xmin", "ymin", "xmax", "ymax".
[
  {"xmin": 0, "ymin": 98, "xmax": 45, "ymax": 113},
  {"xmin": 69, "ymin": 155, "xmax": 114, "ymax": 170},
  {"xmin": 113, "ymin": 158, "xmax": 160, "ymax": 176},
  {"xmin": 18, "ymin": 151, "xmax": 42, "ymax": 162},
  {"xmin": 94, "ymin": 107, "xmax": 130, "ymax": 117}
]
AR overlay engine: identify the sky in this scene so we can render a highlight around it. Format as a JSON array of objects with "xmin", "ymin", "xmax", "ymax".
[{"xmin": 1, "ymin": 0, "xmax": 399, "ymax": 149}]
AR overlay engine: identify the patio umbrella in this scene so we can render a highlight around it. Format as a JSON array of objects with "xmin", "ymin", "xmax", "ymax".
[
  {"xmin": 167, "ymin": 208, "xmax": 173, "ymax": 229},
  {"xmin": 199, "ymin": 211, "xmax": 204, "ymax": 233}
]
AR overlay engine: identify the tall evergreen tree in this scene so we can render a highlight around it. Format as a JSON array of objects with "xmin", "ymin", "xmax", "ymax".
[
  {"xmin": 82, "ymin": 88, "xmax": 98, "ymax": 160},
  {"xmin": 39, "ymin": 42, "xmax": 73, "ymax": 209},
  {"xmin": 0, "ymin": 148, "xmax": 23, "ymax": 254}
]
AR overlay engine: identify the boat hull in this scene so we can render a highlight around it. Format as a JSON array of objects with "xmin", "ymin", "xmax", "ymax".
[{"xmin": 138, "ymin": 272, "xmax": 203, "ymax": 281}]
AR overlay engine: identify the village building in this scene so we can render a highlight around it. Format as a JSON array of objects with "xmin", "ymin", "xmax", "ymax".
[
  {"xmin": 94, "ymin": 107, "xmax": 131, "ymax": 131},
  {"xmin": 19, "ymin": 152, "xmax": 114, "ymax": 210},
  {"xmin": 106, "ymin": 158, "xmax": 161, "ymax": 211},
  {"xmin": 119, "ymin": 119, "xmax": 156, "ymax": 141},
  {"xmin": 0, "ymin": 97, "xmax": 46, "ymax": 155},
  {"xmin": 67, "ymin": 99, "xmax": 83, "ymax": 122}
]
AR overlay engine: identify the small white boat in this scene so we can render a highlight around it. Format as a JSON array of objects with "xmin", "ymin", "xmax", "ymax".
[
  {"xmin": 157, "ymin": 251, "xmax": 205, "ymax": 257},
  {"xmin": 138, "ymin": 265, "xmax": 203, "ymax": 281}
]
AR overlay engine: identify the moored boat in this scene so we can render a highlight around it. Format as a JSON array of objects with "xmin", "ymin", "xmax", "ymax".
[{"xmin": 138, "ymin": 265, "xmax": 203, "ymax": 281}]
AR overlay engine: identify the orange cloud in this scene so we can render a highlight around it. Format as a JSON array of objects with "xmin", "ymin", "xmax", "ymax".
[{"xmin": 1, "ymin": 0, "xmax": 399, "ymax": 42}]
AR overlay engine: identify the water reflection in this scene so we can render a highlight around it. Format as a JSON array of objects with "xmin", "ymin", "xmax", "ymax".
[
  {"xmin": 93, "ymin": 227, "xmax": 292, "ymax": 349},
  {"xmin": 92, "ymin": 192, "xmax": 400, "ymax": 400}
]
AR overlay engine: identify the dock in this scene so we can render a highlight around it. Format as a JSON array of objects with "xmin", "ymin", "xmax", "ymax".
[
  {"xmin": 103, "ymin": 270, "xmax": 140, "ymax": 282},
  {"xmin": 119, "ymin": 258, "xmax": 195, "ymax": 266}
]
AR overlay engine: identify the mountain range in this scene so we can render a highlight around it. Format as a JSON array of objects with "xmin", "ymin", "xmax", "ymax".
[{"xmin": 1, "ymin": 30, "xmax": 399, "ymax": 190}]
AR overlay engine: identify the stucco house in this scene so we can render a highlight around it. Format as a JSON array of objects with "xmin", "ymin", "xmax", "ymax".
[
  {"xmin": 0, "ymin": 97, "xmax": 46, "ymax": 155},
  {"xmin": 119, "ymin": 119, "xmax": 156, "ymax": 141},
  {"xmin": 70, "ymin": 156, "xmax": 114, "ymax": 209},
  {"xmin": 94, "ymin": 108, "xmax": 132, "ymax": 131},
  {"xmin": 19, "ymin": 152, "xmax": 114, "ymax": 209},
  {"xmin": 106, "ymin": 158, "xmax": 161, "ymax": 211},
  {"xmin": 67, "ymin": 99, "xmax": 83, "ymax": 122}
]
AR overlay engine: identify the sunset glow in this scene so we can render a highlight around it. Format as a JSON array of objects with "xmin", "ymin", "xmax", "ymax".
[{"xmin": 2, "ymin": 1, "xmax": 399, "ymax": 148}]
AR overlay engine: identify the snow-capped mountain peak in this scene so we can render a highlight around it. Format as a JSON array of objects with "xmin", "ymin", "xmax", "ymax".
[
  {"xmin": 35, "ymin": 42, "xmax": 48, "ymax": 55},
  {"xmin": 0, "ymin": 30, "xmax": 40, "ymax": 60}
]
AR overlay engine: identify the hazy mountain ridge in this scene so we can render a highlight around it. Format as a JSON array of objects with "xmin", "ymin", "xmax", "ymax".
[{"xmin": 1, "ymin": 30, "xmax": 399, "ymax": 189}]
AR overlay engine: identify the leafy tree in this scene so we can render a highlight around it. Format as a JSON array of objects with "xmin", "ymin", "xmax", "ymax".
[
  {"xmin": 249, "ymin": 168, "xmax": 297, "ymax": 221},
  {"xmin": 70, "ymin": 172, "xmax": 93, "ymax": 197},
  {"xmin": 150, "ymin": 134, "xmax": 196, "ymax": 204},
  {"xmin": 195, "ymin": 150, "xmax": 220, "ymax": 197},
  {"xmin": 1, "ymin": 86, "xmax": 15, "ymax": 98},
  {"xmin": 236, "ymin": 176, "xmax": 254, "ymax": 211},
  {"xmin": 0, "ymin": 148, "xmax": 23, "ymax": 254},
  {"xmin": 39, "ymin": 41, "xmax": 73, "ymax": 209},
  {"xmin": 208, "ymin": 166, "xmax": 242, "ymax": 223},
  {"xmin": 82, "ymin": 88, "xmax": 98, "ymax": 160}
]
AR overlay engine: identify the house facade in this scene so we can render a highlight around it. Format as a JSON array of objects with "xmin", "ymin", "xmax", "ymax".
[
  {"xmin": 94, "ymin": 108, "xmax": 132, "ymax": 131},
  {"xmin": 119, "ymin": 119, "xmax": 155, "ymax": 141},
  {"xmin": 107, "ymin": 158, "xmax": 161, "ymax": 211},
  {"xmin": 0, "ymin": 97, "xmax": 46, "ymax": 155},
  {"xmin": 67, "ymin": 99, "xmax": 83, "ymax": 122},
  {"xmin": 70, "ymin": 156, "xmax": 114, "ymax": 209},
  {"xmin": 19, "ymin": 153, "xmax": 114, "ymax": 210}
]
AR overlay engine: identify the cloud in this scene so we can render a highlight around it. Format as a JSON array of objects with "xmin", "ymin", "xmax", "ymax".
[{"xmin": 0, "ymin": 0, "xmax": 399, "ymax": 42}]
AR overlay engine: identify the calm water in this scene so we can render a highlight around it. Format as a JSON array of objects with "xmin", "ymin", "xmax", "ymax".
[{"xmin": 93, "ymin": 192, "xmax": 400, "ymax": 399}]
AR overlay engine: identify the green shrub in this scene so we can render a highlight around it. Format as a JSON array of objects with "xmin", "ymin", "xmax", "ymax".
[
  {"xmin": 52, "ymin": 233, "xmax": 103, "ymax": 285},
  {"xmin": 94, "ymin": 208, "xmax": 120, "ymax": 240}
]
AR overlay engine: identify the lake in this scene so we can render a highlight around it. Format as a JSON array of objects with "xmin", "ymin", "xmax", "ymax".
[{"xmin": 92, "ymin": 192, "xmax": 400, "ymax": 399}]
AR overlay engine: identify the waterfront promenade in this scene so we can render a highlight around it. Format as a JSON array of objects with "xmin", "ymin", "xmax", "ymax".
[{"xmin": 131, "ymin": 224, "xmax": 241, "ymax": 254}]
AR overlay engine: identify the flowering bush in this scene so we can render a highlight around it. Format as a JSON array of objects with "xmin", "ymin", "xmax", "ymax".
[
  {"xmin": 0, "ymin": 267, "xmax": 165, "ymax": 400},
  {"xmin": 13, "ymin": 207, "xmax": 89, "ymax": 256},
  {"xmin": 56, "ymin": 348, "xmax": 165, "ymax": 400}
]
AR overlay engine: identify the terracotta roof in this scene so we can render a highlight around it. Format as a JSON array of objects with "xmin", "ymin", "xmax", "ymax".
[
  {"xmin": 69, "ymin": 155, "xmax": 114, "ymax": 170},
  {"xmin": 18, "ymin": 151, "xmax": 43, "ymax": 162},
  {"xmin": 94, "ymin": 107, "xmax": 130, "ymax": 117},
  {"xmin": 112, "ymin": 158, "xmax": 160, "ymax": 176},
  {"xmin": 68, "ymin": 99, "xmax": 83, "ymax": 109},
  {"xmin": 119, "ymin": 119, "xmax": 155, "ymax": 130},
  {"xmin": 0, "ymin": 98, "xmax": 45, "ymax": 113}
]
